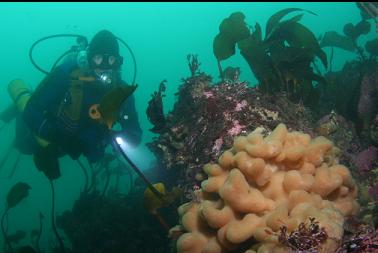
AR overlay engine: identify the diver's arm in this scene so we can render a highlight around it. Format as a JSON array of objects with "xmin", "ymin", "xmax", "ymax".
[
  {"xmin": 22, "ymin": 64, "xmax": 71, "ymax": 143},
  {"xmin": 118, "ymin": 94, "xmax": 143, "ymax": 147}
]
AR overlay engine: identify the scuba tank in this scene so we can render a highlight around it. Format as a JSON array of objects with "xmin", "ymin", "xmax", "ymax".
[{"xmin": 7, "ymin": 79, "xmax": 32, "ymax": 112}]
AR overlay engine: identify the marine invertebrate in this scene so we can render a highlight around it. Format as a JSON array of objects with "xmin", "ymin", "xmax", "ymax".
[{"xmin": 173, "ymin": 124, "xmax": 359, "ymax": 253}]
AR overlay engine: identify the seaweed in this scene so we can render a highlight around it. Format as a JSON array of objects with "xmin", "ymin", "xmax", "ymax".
[
  {"xmin": 2, "ymin": 182, "xmax": 31, "ymax": 253},
  {"xmin": 213, "ymin": 8, "xmax": 326, "ymax": 109},
  {"xmin": 320, "ymin": 16, "xmax": 377, "ymax": 62},
  {"xmin": 146, "ymin": 80, "xmax": 167, "ymax": 133},
  {"xmin": 278, "ymin": 217, "xmax": 328, "ymax": 252},
  {"xmin": 98, "ymin": 84, "xmax": 138, "ymax": 129}
]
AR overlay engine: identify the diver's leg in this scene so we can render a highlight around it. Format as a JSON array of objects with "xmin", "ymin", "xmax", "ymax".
[
  {"xmin": 0, "ymin": 143, "xmax": 14, "ymax": 173},
  {"xmin": 7, "ymin": 79, "xmax": 49, "ymax": 146},
  {"xmin": 8, "ymin": 79, "xmax": 60, "ymax": 180},
  {"xmin": 0, "ymin": 104, "xmax": 18, "ymax": 124},
  {"xmin": 0, "ymin": 80, "xmax": 36, "ymax": 175},
  {"xmin": 14, "ymin": 113, "xmax": 39, "ymax": 155},
  {"xmin": 8, "ymin": 152, "xmax": 21, "ymax": 179},
  {"xmin": 7, "ymin": 79, "xmax": 39, "ymax": 155}
]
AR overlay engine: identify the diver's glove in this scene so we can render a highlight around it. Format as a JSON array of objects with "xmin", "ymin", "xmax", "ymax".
[{"xmin": 33, "ymin": 143, "xmax": 61, "ymax": 181}]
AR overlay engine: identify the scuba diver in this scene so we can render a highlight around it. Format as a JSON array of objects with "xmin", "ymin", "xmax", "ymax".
[{"xmin": 2, "ymin": 29, "xmax": 142, "ymax": 180}]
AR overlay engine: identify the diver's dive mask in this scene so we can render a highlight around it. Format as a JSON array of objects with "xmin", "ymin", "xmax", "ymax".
[
  {"xmin": 89, "ymin": 53, "xmax": 123, "ymax": 85},
  {"xmin": 90, "ymin": 53, "xmax": 123, "ymax": 70}
]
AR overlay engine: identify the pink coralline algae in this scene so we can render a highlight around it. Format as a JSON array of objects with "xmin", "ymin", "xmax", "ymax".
[
  {"xmin": 223, "ymin": 111, "xmax": 232, "ymax": 121},
  {"xmin": 235, "ymin": 99, "xmax": 248, "ymax": 111},
  {"xmin": 227, "ymin": 120, "xmax": 246, "ymax": 136},
  {"xmin": 203, "ymin": 91, "xmax": 214, "ymax": 98},
  {"xmin": 212, "ymin": 137, "xmax": 224, "ymax": 154}
]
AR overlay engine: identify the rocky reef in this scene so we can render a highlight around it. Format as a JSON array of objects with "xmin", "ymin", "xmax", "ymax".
[{"xmin": 146, "ymin": 59, "xmax": 316, "ymax": 200}]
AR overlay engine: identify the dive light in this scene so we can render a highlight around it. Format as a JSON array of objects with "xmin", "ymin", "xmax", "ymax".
[{"xmin": 111, "ymin": 132, "xmax": 164, "ymax": 200}]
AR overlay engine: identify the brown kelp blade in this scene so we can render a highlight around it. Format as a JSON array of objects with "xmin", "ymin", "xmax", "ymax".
[
  {"xmin": 213, "ymin": 12, "xmax": 250, "ymax": 61},
  {"xmin": 320, "ymin": 31, "xmax": 355, "ymax": 52},
  {"xmin": 99, "ymin": 85, "xmax": 137, "ymax": 129},
  {"xmin": 143, "ymin": 183, "xmax": 167, "ymax": 213},
  {"xmin": 265, "ymin": 8, "xmax": 317, "ymax": 40},
  {"xmin": 143, "ymin": 183, "xmax": 183, "ymax": 213},
  {"xmin": 6, "ymin": 182, "xmax": 31, "ymax": 209}
]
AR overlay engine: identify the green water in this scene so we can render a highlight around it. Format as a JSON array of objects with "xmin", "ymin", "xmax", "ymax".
[{"xmin": 0, "ymin": 2, "xmax": 375, "ymax": 252}]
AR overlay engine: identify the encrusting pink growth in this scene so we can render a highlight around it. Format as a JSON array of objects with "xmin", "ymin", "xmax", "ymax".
[
  {"xmin": 227, "ymin": 120, "xmax": 246, "ymax": 136},
  {"xmin": 212, "ymin": 137, "xmax": 224, "ymax": 154},
  {"xmin": 235, "ymin": 99, "xmax": 248, "ymax": 112},
  {"xmin": 203, "ymin": 91, "xmax": 214, "ymax": 98}
]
